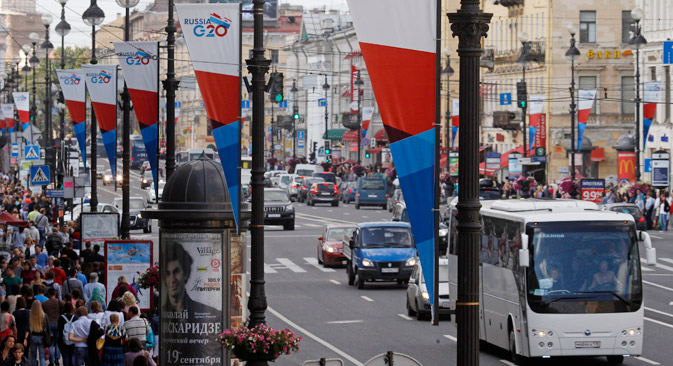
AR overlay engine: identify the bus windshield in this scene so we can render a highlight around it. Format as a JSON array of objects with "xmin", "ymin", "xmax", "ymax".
[{"xmin": 527, "ymin": 221, "xmax": 642, "ymax": 314}]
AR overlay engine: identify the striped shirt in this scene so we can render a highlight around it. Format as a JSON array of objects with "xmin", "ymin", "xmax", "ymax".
[{"xmin": 123, "ymin": 316, "xmax": 149, "ymax": 342}]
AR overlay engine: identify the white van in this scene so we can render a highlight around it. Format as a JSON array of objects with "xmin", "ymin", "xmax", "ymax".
[{"xmin": 294, "ymin": 164, "xmax": 324, "ymax": 177}]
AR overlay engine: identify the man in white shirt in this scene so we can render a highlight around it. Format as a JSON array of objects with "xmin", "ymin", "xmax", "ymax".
[{"xmin": 69, "ymin": 307, "xmax": 93, "ymax": 366}]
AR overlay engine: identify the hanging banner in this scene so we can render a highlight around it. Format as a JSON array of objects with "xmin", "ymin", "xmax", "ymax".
[
  {"xmin": 361, "ymin": 106, "xmax": 374, "ymax": 138},
  {"xmin": 2, "ymin": 104, "xmax": 15, "ymax": 133},
  {"xmin": 12, "ymin": 92, "xmax": 30, "ymax": 131},
  {"xmin": 351, "ymin": 65, "xmax": 358, "ymax": 103},
  {"xmin": 0, "ymin": 107, "xmax": 5, "ymax": 134},
  {"xmin": 56, "ymin": 70, "xmax": 88, "ymax": 167},
  {"xmin": 349, "ymin": 0, "xmax": 437, "ymax": 304},
  {"xmin": 534, "ymin": 114, "xmax": 547, "ymax": 150},
  {"xmin": 451, "ymin": 99, "xmax": 459, "ymax": 149},
  {"xmin": 115, "ymin": 41, "xmax": 160, "ymax": 198},
  {"xmin": 576, "ymin": 89, "xmax": 596, "ymax": 151},
  {"xmin": 83, "ymin": 65, "xmax": 118, "ymax": 183},
  {"xmin": 528, "ymin": 95, "xmax": 546, "ymax": 153},
  {"xmin": 176, "ymin": 3, "xmax": 242, "ymax": 229},
  {"xmin": 643, "ymin": 82, "xmax": 663, "ymax": 149}
]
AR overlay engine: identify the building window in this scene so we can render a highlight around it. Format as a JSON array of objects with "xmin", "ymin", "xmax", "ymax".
[
  {"xmin": 579, "ymin": 75, "xmax": 598, "ymax": 115},
  {"xmin": 621, "ymin": 11, "xmax": 633, "ymax": 43},
  {"xmin": 651, "ymin": 67, "xmax": 657, "ymax": 81},
  {"xmin": 580, "ymin": 11, "xmax": 596, "ymax": 43},
  {"xmin": 269, "ymin": 49, "xmax": 279, "ymax": 64},
  {"xmin": 621, "ymin": 76, "xmax": 635, "ymax": 115}
]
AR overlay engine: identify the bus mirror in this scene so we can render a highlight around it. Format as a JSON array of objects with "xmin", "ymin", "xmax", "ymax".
[{"xmin": 519, "ymin": 248, "xmax": 530, "ymax": 268}]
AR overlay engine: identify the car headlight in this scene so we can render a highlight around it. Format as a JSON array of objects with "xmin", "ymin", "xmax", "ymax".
[
  {"xmin": 326, "ymin": 247, "xmax": 338, "ymax": 253},
  {"xmin": 405, "ymin": 257, "xmax": 417, "ymax": 267},
  {"xmin": 285, "ymin": 204, "xmax": 293, "ymax": 211},
  {"xmin": 137, "ymin": 213, "xmax": 142, "ymax": 219},
  {"xmin": 439, "ymin": 228, "xmax": 448, "ymax": 237},
  {"xmin": 361, "ymin": 258, "xmax": 374, "ymax": 267},
  {"xmin": 422, "ymin": 291, "xmax": 429, "ymax": 300},
  {"xmin": 142, "ymin": 179, "xmax": 148, "ymax": 184}
]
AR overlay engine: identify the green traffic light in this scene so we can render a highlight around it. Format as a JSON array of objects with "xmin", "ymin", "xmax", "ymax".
[
  {"xmin": 325, "ymin": 148, "xmax": 331, "ymax": 155},
  {"xmin": 274, "ymin": 93, "xmax": 283, "ymax": 102},
  {"xmin": 365, "ymin": 153, "xmax": 371, "ymax": 158},
  {"xmin": 519, "ymin": 101, "xmax": 526, "ymax": 108},
  {"xmin": 293, "ymin": 113, "xmax": 299, "ymax": 120}
]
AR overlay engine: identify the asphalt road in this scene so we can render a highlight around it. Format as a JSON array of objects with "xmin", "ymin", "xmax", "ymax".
[{"xmin": 94, "ymin": 180, "xmax": 673, "ymax": 366}]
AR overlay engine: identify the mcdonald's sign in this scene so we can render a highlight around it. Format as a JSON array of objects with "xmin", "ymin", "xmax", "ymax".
[{"xmin": 618, "ymin": 152, "xmax": 636, "ymax": 183}]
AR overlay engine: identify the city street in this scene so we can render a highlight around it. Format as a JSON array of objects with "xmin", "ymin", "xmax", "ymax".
[{"xmin": 94, "ymin": 179, "xmax": 673, "ymax": 366}]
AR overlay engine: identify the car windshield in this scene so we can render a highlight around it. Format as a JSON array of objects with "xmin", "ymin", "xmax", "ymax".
[
  {"xmin": 361, "ymin": 227, "xmax": 413, "ymax": 248},
  {"xmin": 128, "ymin": 200, "xmax": 145, "ymax": 209},
  {"xmin": 610, "ymin": 206, "xmax": 640, "ymax": 216},
  {"xmin": 326, "ymin": 227, "xmax": 356, "ymax": 241},
  {"xmin": 265, "ymin": 191, "xmax": 289, "ymax": 202},
  {"xmin": 360, "ymin": 180, "xmax": 385, "ymax": 190},
  {"xmin": 281, "ymin": 176, "xmax": 291, "ymax": 184},
  {"xmin": 527, "ymin": 221, "xmax": 642, "ymax": 314},
  {"xmin": 315, "ymin": 173, "xmax": 336, "ymax": 183}
]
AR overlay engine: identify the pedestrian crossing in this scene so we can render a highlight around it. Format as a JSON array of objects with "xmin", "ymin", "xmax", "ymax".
[{"xmin": 641, "ymin": 257, "xmax": 673, "ymax": 273}]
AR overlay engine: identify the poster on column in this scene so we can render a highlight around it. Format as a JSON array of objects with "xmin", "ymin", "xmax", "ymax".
[
  {"xmin": 160, "ymin": 232, "xmax": 225, "ymax": 366},
  {"xmin": 104, "ymin": 240, "xmax": 153, "ymax": 310}
]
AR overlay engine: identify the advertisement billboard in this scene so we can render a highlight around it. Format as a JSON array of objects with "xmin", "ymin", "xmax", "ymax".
[
  {"xmin": 617, "ymin": 152, "xmax": 636, "ymax": 183},
  {"xmin": 449, "ymin": 152, "xmax": 459, "ymax": 177},
  {"xmin": 81, "ymin": 213, "xmax": 119, "ymax": 248},
  {"xmin": 104, "ymin": 240, "xmax": 153, "ymax": 310},
  {"xmin": 580, "ymin": 179, "xmax": 605, "ymax": 204}
]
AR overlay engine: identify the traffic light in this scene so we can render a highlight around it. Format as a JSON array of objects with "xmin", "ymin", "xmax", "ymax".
[
  {"xmin": 516, "ymin": 81, "xmax": 527, "ymax": 109},
  {"xmin": 268, "ymin": 72, "xmax": 284, "ymax": 103},
  {"xmin": 293, "ymin": 105, "xmax": 300, "ymax": 120},
  {"xmin": 365, "ymin": 152, "xmax": 371, "ymax": 159},
  {"xmin": 324, "ymin": 141, "xmax": 331, "ymax": 154}
]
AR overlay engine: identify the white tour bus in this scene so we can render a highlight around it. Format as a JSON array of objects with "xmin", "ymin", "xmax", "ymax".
[
  {"xmin": 446, "ymin": 199, "xmax": 656, "ymax": 365},
  {"xmin": 176, "ymin": 148, "xmax": 216, "ymax": 165}
]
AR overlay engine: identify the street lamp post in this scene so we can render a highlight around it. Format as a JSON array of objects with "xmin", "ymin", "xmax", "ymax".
[
  {"xmin": 164, "ymin": 0, "xmax": 179, "ymax": 180},
  {"xmin": 630, "ymin": 7, "xmax": 647, "ymax": 182},
  {"xmin": 116, "ymin": 0, "xmax": 140, "ymax": 240},
  {"xmin": 517, "ymin": 32, "xmax": 529, "ymax": 158},
  {"xmin": 322, "ymin": 75, "xmax": 330, "ymax": 145},
  {"xmin": 291, "ymin": 79, "xmax": 298, "ymax": 158},
  {"xmin": 41, "ymin": 14, "xmax": 54, "ymax": 183},
  {"xmin": 448, "ymin": 2, "xmax": 491, "ymax": 365},
  {"xmin": 442, "ymin": 48, "xmax": 455, "ymax": 173},
  {"xmin": 355, "ymin": 71, "xmax": 363, "ymax": 166},
  {"xmin": 565, "ymin": 23, "xmax": 580, "ymax": 182},
  {"xmin": 55, "ymin": 0, "xmax": 70, "ymax": 226},
  {"xmin": 29, "ymin": 33, "xmax": 39, "ymax": 145},
  {"xmin": 82, "ymin": 0, "xmax": 105, "ymax": 212}
]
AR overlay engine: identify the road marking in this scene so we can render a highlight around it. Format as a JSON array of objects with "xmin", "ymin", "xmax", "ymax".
[
  {"xmin": 635, "ymin": 357, "xmax": 661, "ymax": 365},
  {"xmin": 277, "ymin": 258, "xmax": 307, "ymax": 273},
  {"xmin": 329, "ymin": 279, "xmax": 340, "ymax": 285},
  {"xmin": 645, "ymin": 307, "xmax": 673, "ymax": 319},
  {"xmin": 326, "ymin": 320, "xmax": 363, "ymax": 324},
  {"xmin": 266, "ymin": 306, "xmax": 363, "ymax": 366},
  {"xmin": 376, "ymin": 211, "xmax": 382, "ymax": 213},
  {"xmin": 670, "ymin": 301, "xmax": 673, "ymax": 306},
  {"xmin": 641, "ymin": 258, "xmax": 673, "ymax": 272},
  {"xmin": 649, "ymin": 234, "xmax": 663, "ymax": 239},
  {"xmin": 499, "ymin": 360, "xmax": 516, "ymax": 366},
  {"xmin": 658, "ymin": 257, "xmax": 673, "ymax": 265},
  {"xmin": 397, "ymin": 314, "xmax": 412, "ymax": 321},
  {"xmin": 642, "ymin": 266, "xmax": 655, "ymax": 272},
  {"xmin": 263, "ymin": 263, "xmax": 277, "ymax": 274},
  {"xmin": 304, "ymin": 223, "xmax": 322, "ymax": 228},
  {"xmin": 295, "ymin": 212, "xmax": 356, "ymax": 225},
  {"xmin": 328, "ymin": 210, "xmax": 334, "ymax": 213},
  {"xmin": 645, "ymin": 317, "xmax": 673, "ymax": 330},
  {"xmin": 443, "ymin": 335, "xmax": 457, "ymax": 342},
  {"xmin": 643, "ymin": 280, "xmax": 673, "ymax": 293},
  {"xmin": 312, "ymin": 207, "xmax": 318, "ymax": 210},
  {"xmin": 360, "ymin": 296, "xmax": 374, "ymax": 302},
  {"xmin": 343, "ymin": 212, "xmax": 350, "ymax": 215},
  {"xmin": 362, "ymin": 216, "xmax": 369, "ymax": 218},
  {"xmin": 304, "ymin": 257, "xmax": 335, "ymax": 272}
]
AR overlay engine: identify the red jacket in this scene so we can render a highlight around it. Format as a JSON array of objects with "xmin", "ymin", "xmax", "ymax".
[{"xmin": 50, "ymin": 267, "xmax": 67, "ymax": 285}]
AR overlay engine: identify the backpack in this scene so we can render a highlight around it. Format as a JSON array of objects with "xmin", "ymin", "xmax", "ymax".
[
  {"xmin": 665, "ymin": 200, "xmax": 671, "ymax": 214},
  {"xmin": 46, "ymin": 233, "xmax": 63, "ymax": 253},
  {"xmin": 62, "ymin": 314, "xmax": 75, "ymax": 346}
]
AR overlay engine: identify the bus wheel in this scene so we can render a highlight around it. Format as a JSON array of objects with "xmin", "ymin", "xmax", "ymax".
[
  {"xmin": 509, "ymin": 330, "xmax": 524, "ymax": 365},
  {"xmin": 606, "ymin": 356, "xmax": 624, "ymax": 365}
]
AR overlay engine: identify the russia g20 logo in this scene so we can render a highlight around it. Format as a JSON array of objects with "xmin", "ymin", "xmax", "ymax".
[
  {"xmin": 125, "ymin": 48, "xmax": 158, "ymax": 66},
  {"xmin": 16, "ymin": 95, "xmax": 27, "ymax": 102},
  {"xmin": 90, "ymin": 70, "xmax": 112, "ymax": 84},
  {"xmin": 185, "ymin": 13, "xmax": 232, "ymax": 38},
  {"xmin": 63, "ymin": 74, "xmax": 81, "ymax": 85}
]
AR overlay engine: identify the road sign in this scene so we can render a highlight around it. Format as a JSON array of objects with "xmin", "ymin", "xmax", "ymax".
[
  {"xmin": 24, "ymin": 145, "xmax": 39, "ymax": 160},
  {"xmin": 534, "ymin": 147, "xmax": 545, "ymax": 156},
  {"xmin": 499, "ymin": 92, "xmax": 512, "ymax": 105},
  {"xmin": 644, "ymin": 158, "xmax": 652, "ymax": 173},
  {"xmin": 362, "ymin": 138, "xmax": 369, "ymax": 147},
  {"xmin": 30, "ymin": 165, "xmax": 50, "ymax": 186},
  {"xmin": 664, "ymin": 41, "xmax": 673, "ymax": 64},
  {"xmin": 318, "ymin": 147, "xmax": 325, "ymax": 157},
  {"xmin": 11, "ymin": 143, "xmax": 18, "ymax": 157},
  {"xmin": 241, "ymin": 100, "xmax": 250, "ymax": 109},
  {"xmin": 318, "ymin": 98, "xmax": 326, "ymax": 107},
  {"xmin": 45, "ymin": 189, "xmax": 64, "ymax": 198},
  {"xmin": 279, "ymin": 100, "xmax": 288, "ymax": 109},
  {"xmin": 64, "ymin": 177, "xmax": 74, "ymax": 199}
]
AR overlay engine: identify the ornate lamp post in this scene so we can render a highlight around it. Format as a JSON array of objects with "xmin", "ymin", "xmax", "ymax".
[
  {"xmin": 116, "ymin": 0, "xmax": 140, "ymax": 239},
  {"xmin": 82, "ymin": 0, "xmax": 105, "ymax": 212},
  {"xmin": 41, "ymin": 13, "xmax": 54, "ymax": 182},
  {"xmin": 517, "ymin": 31, "xmax": 529, "ymax": 157},
  {"xmin": 291, "ymin": 79, "xmax": 298, "ymax": 158},
  {"xmin": 29, "ymin": 33, "xmax": 39, "ymax": 144},
  {"xmin": 354, "ymin": 71, "xmax": 364, "ymax": 166},
  {"xmin": 565, "ymin": 23, "xmax": 580, "ymax": 182},
  {"xmin": 164, "ymin": 0, "xmax": 178, "ymax": 179},
  {"xmin": 322, "ymin": 75, "xmax": 330, "ymax": 144},
  {"xmin": 55, "ymin": 0, "xmax": 70, "ymax": 225},
  {"xmin": 442, "ymin": 47, "xmax": 455, "ymax": 173},
  {"xmin": 21, "ymin": 45, "xmax": 31, "ymax": 92},
  {"xmin": 629, "ymin": 7, "xmax": 647, "ymax": 181}
]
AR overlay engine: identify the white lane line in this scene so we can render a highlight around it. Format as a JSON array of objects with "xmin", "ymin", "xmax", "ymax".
[
  {"xmin": 649, "ymin": 235, "xmax": 663, "ymax": 239},
  {"xmin": 397, "ymin": 314, "xmax": 412, "ymax": 321},
  {"xmin": 277, "ymin": 258, "xmax": 307, "ymax": 273},
  {"xmin": 312, "ymin": 207, "xmax": 318, "ymax": 210},
  {"xmin": 360, "ymin": 296, "xmax": 374, "ymax": 302},
  {"xmin": 266, "ymin": 306, "xmax": 363, "ymax": 366},
  {"xmin": 304, "ymin": 223, "xmax": 322, "ymax": 228},
  {"xmin": 670, "ymin": 301, "xmax": 673, "ymax": 306},
  {"xmin": 641, "ymin": 258, "xmax": 673, "ymax": 272},
  {"xmin": 635, "ymin": 357, "xmax": 661, "ymax": 365},
  {"xmin": 265, "ymin": 235, "xmax": 316, "ymax": 238},
  {"xmin": 643, "ymin": 280, "xmax": 673, "ymax": 293},
  {"xmin": 326, "ymin": 320, "xmax": 363, "ymax": 324},
  {"xmin": 642, "ymin": 266, "xmax": 655, "ymax": 272},
  {"xmin": 658, "ymin": 258, "xmax": 673, "ymax": 265},
  {"xmin": 645, "ymin": 307, "xmax": 673, "ymax": 319},
  {"xmin": 328, "ymin": 210, "xmax": 334, "ymax": 213},
  {"xmin": 443, "ymin": 335, "xmax": 457, "ymax": 342},
  {"xmin": 304, "ymin": 257, "xmax": 336, "ymax": 273},
  {"xmin": 264, "ymin": 263, "xmax": 277, "ymax": 273},
  {"xmin": 343, "ymin": 213, "xmax": 350, "ymax": 215},
  {"xmin": 645, "ymin": 317, "xmax": 673, "ymax": 330},
  {"xmin": 329, "ymin": 279, "xmax": 340, "ymax": 285},
  {"xmin": 361, "ymin": 216, "xmax": 368, "ymax": 218},
  {"xmin": 499, "ymin": 360, "xmax": 516, "ymax": 366},
  {"xmin": 375, "ymin": 211, "xmax": 382, "ymax": 213}
]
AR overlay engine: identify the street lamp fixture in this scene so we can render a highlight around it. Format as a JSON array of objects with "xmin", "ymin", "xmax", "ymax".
[
  {"xmin": 56, "ymin": 0, "xmax": 70, "ymax": 226},
  {"xmin": 42, "ymin": 13, "xmax": 55, "ymax": 188},
  {"xmin": 82, "ymin": 0, "xmax": 106, "ymax": 27},
  {"xmin": 629, "ymin": 7, "xmax": 647, "ymax": 182},
  {"xmin": 517, "ymin": 32, "xmax": 529, "ymax": 158},
  {"xmin": 322, "ymin": 75, "xmax": 330, "ymax": 146},
  {"xmin": 354, "ymin": 71, "xmax": 364, "ymax": 166},
  {"xmin": 442, "ymin": 47, "xmax": 454, "ymax": 174},
  {"xmin": 291, "ymin": 80, "xmax": 298, "ymax": 158},
  {"xmin": 565, "ymin": 23, "xmax": 580, "ymax": 182}
]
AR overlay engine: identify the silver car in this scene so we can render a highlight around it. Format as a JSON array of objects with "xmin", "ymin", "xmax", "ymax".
[{"xmin": 406, "ymin": 258, "xmax": 450, "ymax": 320}]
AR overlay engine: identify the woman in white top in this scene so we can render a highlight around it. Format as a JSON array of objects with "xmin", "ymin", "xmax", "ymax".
[{"xmin": 88, "ymin": 301, "xmax": 105, "ymax": 324}]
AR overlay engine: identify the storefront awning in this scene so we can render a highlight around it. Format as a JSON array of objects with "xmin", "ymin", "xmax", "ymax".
[
  {"xmin": 343, "ymin": 129, "xmax": 358, "ymax": 142},
  {"xmin": 591, "ymin": 147, "xmax": 605, "ymax": 162},
  {"xmin": 479, "ymin": 162, "xmax": 496, "ymax": 176},
  {"xmin": 500, "ymin": 146, "xmax": 524, "ymax": 168},
  {"xmin": 366, "ymin": 147, "xmax": 382, "ymax": 154},
  {"xmin": 344, "ymin": 51, "xmax": 362, "ymax": 60},
  {"xmin": 374, "ymin": 129, "xmax": 388, "ymax": 142},
  {"xmin": 326, "ymin": 128, "xmax": 347, "ymax": 141}
]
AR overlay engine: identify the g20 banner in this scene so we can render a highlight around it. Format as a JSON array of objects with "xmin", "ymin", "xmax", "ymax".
[
  {"xmin": 83, "ymin": 65, "xmax": 118, "ymax": 183},
  {"xmin": 12, "ymin": 92, "xmax": 29, "ymax": 131},
  {"xmin": 57, "ymin": 70, "xmax": 87, "ymax": 167}
]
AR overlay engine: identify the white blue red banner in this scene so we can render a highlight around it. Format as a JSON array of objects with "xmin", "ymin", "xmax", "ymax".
[
  {"xmin": 451, "ymin": 99, "xmax": 459, "ymax": 149},
  {"xmin": 12, "ymin": 92, "xmax": 29, "ymax": 132},
  {"xmin": 577, "ymin": 89, "xmax": 596, "ymax": 151},
  {"xmin": 362, "ymin": 107, "xmax": 374, "ymax": 138},
  {"xmin": 348, "ymin": 0, "xmax": 437, "ymax": 303},
  {"xmin": 2, "ymin": 104, "xmax": 15, "ymax": 133},
  {"xmin": 176, "ymin": 3, "xmax": 241, "ymax": 228},
  {"xmin": 83, "ymin": 65, "xmax": 118, "ymax": 183},
  {"xmin": 56, "ymin": 70, "xmax": 87, "ymax": 167},
  {"xmin": 115, "ymin": 41, "xmax": 160, "ymax": 198},
  {"xmin": 528, "ymin": 95, "xmax": 545, "ymax": 153},
  {"xmin": 643, "ymin": 82, "xmax": 663, "ymax": 149}
]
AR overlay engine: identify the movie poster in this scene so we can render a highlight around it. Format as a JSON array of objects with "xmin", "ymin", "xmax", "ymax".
[
  {"xmin": 160, "ymin": 232, "xmax": 226, "ymax": 366},
  {"xmin": 105, "ymin": 241, "xmax": 153, "ymax": 310}
]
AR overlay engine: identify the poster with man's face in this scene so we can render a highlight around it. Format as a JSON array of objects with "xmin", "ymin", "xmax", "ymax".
[{"xmin": 160, "ymin": 232, "xmax": 226, "ymax": 366}]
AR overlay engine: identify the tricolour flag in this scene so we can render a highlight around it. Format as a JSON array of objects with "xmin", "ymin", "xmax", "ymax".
[
  {"xmin": 176, "ymin": 3, "xmax": 241, "ymax": 228},
  {"xmin": 2, "ymin": 104, "xmax": 15, "ymax": 133},
  {"xmin": 349, "ymin": 0, "xmax": 437, "ymax": 303},
  {"xmin": 451, "ymin": 99, "xmax": 459, "ymax": 149},
  {"xmin": 56, "ymin": 70, "xmax": 87, "ymax": 167},
  {"xmin": 643, "ymin": 82, "xmax": 663, "ymax": 149},
  {"xmin": 115, "ymin": 41, "xmax": 160, "ymax": 198},
  {"xmin": 362, "ymin": 107, "xmax": 374, "ymax": 138},
  {"xmin": 0, "ymin": 107, "xmax": 4, "ymax": 134},
  {"xmin": 12, "ymin": 92, "xmax": 30, "ymax": 132},
  {"xmin": 528, "ymin": 95, "xmax": 546, "ymax": 153},
  {"xmin": 577, "ymin": 89, "xmax": 597, "ymax": 151},
  {"xmin": 83, "ymin": 65, "xmax": 118, "ymax": 183}
]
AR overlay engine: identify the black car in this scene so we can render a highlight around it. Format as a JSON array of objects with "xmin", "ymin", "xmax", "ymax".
[
  {"xmin": 264, "ymin": 188, "xmax": 295, "ymax": 230},
  {"xmin": 307, "ymin": 182, "xmax": 339, "ymax": 207},
  {"xmin": 297, "ymin": 177, "xmax": 324, "ymax": 203},
  {"xmin": 479, "ymin": 188, "xmax": 503, "ymax": 200},
  {"xmin": 600, "ymin": 203, "xmax": 647, "ymax": 231},
  {"xmin": 113, "ymin": 196, "xmax": 152, "ymax": 233}
]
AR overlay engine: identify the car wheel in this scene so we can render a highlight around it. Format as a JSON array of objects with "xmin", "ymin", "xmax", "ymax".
[
  {"xmin": 406, "ymin": 298, "xmax": 416, "ymax": 316},
  {"xmin": 382, "ymin": 203, "xmax": 387, "ymax": 210},
  {"xmin": 606, "ymin": 356, "xmax": 624, "ymax": 365},
  {"xmin": 355, "ymin": 204, "xmax": 360, "ymax": 209},
  {"xmin": 332, "ymin": 201, "xmax": 338, "ymax": 207},
  {"xmin": 283, "ymin": 221, "xmax": 295, "ymax": 231},
  {"xmin": 397, "ymin": 279, "xmax": 408, "ymax": 285},
  {"xmin": 356, "ymin": 271, "xmax": 365, "ymax": 289},
  {"xmin": 415, "ymin": 300, "xmax": 425, "ymax": 320},
  {"xmin": 509, "ymin": 329, "xmax": 526, "ymax": 365},
  {"xmin": 347, "ymin": 262, "xmax": 355, "ymax": 286}
]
